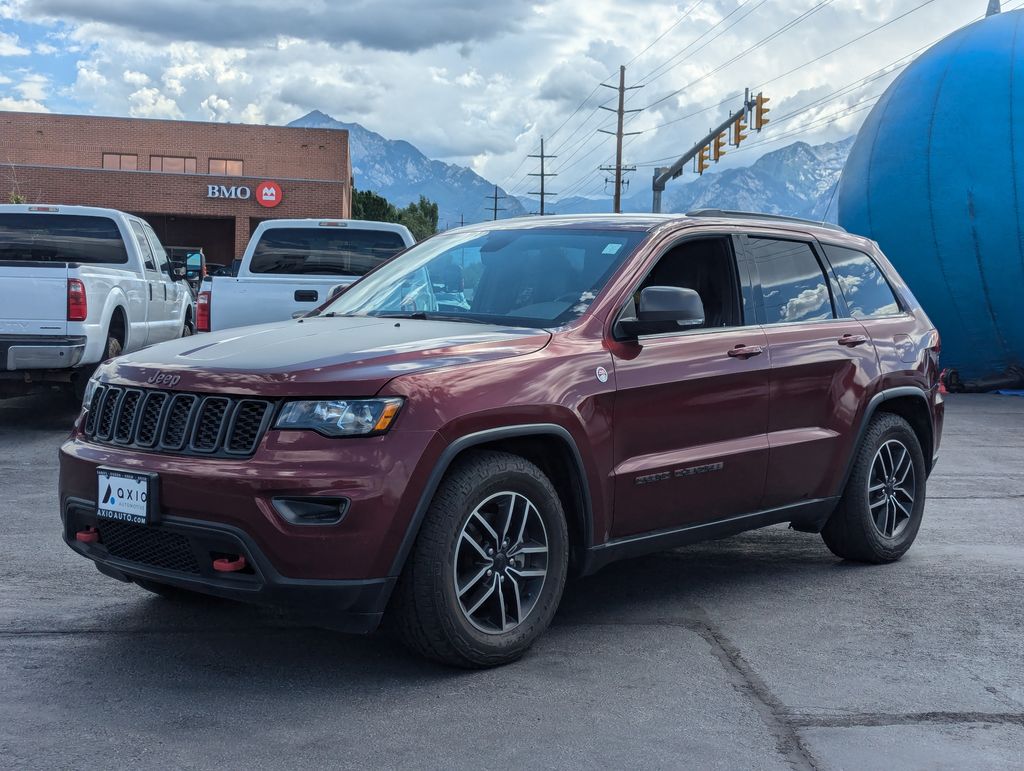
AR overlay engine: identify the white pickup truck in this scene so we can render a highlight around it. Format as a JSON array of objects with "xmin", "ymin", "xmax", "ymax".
[
  {"xmin": 197, "ymin": 218, "xmax": 414, "ymax": 332},
  {"xmin": 0, "ymin": 204, "xmax": 194, "ymax": 398}
]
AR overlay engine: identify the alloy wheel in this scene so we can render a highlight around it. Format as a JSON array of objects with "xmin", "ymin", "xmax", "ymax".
[
  {"xmin": 868, "ymin": 438, "xmax": 916, "ymax": 538},
  {"xmin": 453, "ymin": 491, "xmax": 549, "ymax": 634}
]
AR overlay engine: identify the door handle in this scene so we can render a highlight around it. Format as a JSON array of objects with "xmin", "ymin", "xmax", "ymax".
[
  {"xmin": 294, "ymin": 290, "xmax": 319, "ymax": 302},
  {"xmin": 148, "ymin": 283, "xmax": 153, "ymax": 301},
  {"xmin": 838, "ymin": 334, "xmax": 869, "ymax": 347},
  {"xmin": 727, "ymin": 344, "xmax": 763, "ymax": 359}
]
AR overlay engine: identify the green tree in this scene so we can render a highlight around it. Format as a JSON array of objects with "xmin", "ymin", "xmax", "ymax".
[
  {"xmin": 398, "ymin": 195, "xmax": 439, "ymax": 241},
  {"xmin": 351, "ymin": 188, "xmax": 398, "ymax": 222},
  {"xmin": 351, "ymin": 188, "xmax": 439, "ymax": 242}
]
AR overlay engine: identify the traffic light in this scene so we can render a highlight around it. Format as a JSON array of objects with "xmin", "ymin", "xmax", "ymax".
[
  {"xmin": 713, "ymin": 132, "xmax": 727, "ymax": 162},
  {"xmin": 732, "ymin": 113, "xmax": 748, "ymax": 147},
  {"xmin": 754, "ymin": 92, "xmax": 771, "ymax": 131},
  {"xmin": 697, "ymin": 144, "xmax": 710, "ymax": 175}
]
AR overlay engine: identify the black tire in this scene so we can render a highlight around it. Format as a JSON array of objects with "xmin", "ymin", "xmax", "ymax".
[
  {"xmin": 392, "ymin": 450, "xmax": 569, "ymax": 668},
  {"xmin": 134, "ymin": 578, "xmax": 195, "ymax": 600},
  {"xmin": 182, "ymin": 317, "xmax": 194, "ymax": 337},
  {"xmin": 822, "ymin": 413, "xmax": 927, "ymax": 563},
  {"xmin": 71, "ymin": 335, "xmax": 122, "ymax": 401}
]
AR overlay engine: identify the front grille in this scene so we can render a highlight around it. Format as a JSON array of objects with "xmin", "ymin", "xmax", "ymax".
[
  {"xmin": 83, "ymin": 384, "xmax": 273, "ymax": 458},
  {"xmin": 97, "ymin": 519, "xmax": 202, "ymax": 574}
]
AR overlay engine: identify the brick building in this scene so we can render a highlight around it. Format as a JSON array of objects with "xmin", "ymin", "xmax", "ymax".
[{"xmin": 0, "ymin": 111, "xmax": 351, "ymax": 266}]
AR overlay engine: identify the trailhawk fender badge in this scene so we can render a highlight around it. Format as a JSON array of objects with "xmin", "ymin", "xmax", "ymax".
[
  {"xmin": 147, "ymin": 371, "xmax": 181, "ymax": 387},
  {"xmin": 595, "ymin": 366, "xmax": 609, "ymax": 383}
]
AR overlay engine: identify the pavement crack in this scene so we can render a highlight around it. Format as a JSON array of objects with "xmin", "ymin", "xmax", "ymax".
[
  {"xmin": 682, "ymin": 606, "xmax": 819, "ymax": 771},
  {"xmin": 790, "ymin": 711, "xmax": 1024, "ymax": 729}
]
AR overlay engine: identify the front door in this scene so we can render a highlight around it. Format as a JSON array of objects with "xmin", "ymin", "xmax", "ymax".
[
  {"xmin": 743, "ymin": 234, "xmax": 881, "ymax": 509},
  {"xmin": 130, "ymin": 220, "xmax": 168, "ymax": 345},
  {"xmin": 609, "ymin": 235, "xmax": 770, "ymax": 538}
]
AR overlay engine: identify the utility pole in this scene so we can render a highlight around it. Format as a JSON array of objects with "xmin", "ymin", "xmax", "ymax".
[
  {"xmin": 528, "ymin": 137, "xmax": 557, "ymax": 215},
  {"xmin": 485, "ymin": 185, "xmax": 506, "ymax": 220},
  {"xmin": 598, "ymin": 65, "xmax": 642, "ymax": 213}
]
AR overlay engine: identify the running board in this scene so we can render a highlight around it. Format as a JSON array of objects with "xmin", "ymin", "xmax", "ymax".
[{"xmin": 581, "ymin": 497, "xmax": 839, "ymax": 575}]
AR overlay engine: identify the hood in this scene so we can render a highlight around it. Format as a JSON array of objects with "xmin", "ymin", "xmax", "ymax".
[{"xmin": 103, "ymin": 316, "xmax": 551, "ymax": 396}]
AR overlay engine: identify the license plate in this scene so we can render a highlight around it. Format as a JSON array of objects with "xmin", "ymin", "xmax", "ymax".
[{"xmin": 96, "ymin": 468, "xmax": 155, "ymax": 524}]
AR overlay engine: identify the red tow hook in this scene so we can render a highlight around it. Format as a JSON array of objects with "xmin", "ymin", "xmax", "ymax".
[
  {"xmin": 75, "ymin": 526, "xmax": 100, "ymax": 543},
  {"xmin": 213, "ymin": 555, "xmax": 247, "ymax": 573}
]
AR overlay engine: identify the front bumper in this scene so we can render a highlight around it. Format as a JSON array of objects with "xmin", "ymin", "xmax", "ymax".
[
  {"xmin": 1, "ymin": 334, "xmax": 86, "ymax": 371},
  {"xmin": 63, "ymin": 498, "xmax": 393, "ymax": 632}
]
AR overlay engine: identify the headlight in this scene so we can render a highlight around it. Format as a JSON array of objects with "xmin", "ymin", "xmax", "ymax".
[
  {"xmin": 274, "ymin": 398, "xmax": 403, "ymax": 437},
  {"xmin": 81, "ymin": 377, "xmax": 100, "ymax": 411}
]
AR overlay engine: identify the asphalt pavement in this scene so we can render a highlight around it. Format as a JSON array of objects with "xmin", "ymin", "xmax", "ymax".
[{"xmin": 1, "ymin": 392, "xmax": 1021, "ymax": 770}]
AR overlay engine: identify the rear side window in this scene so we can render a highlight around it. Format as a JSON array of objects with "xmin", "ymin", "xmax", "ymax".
[
  {"xmin": 823, "ymin": 244, "xmax": 901, "ymax": 318},
  {"xmin": 0, "ymin": 213, "xmax": 128, "ymax": 264},
  {"xmin": 748, "ymin": 237, "xmax": 833, "ymax": 324},
  {"xmin": 129, "ymin": 221, "xmax": 157, "ymax": 271},
  {"xmin": 249, "ymin": 228, "xmax": 407, "ymax": 276}
]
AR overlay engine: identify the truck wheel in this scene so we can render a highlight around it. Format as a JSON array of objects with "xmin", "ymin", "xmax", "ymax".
[
  {"xmin": 182, "ymin": 317, "xmax": 194, "ymax": 337},
  {"xmin": 392, "ymin": 450, "xmax": 569, "ymax": 668},
  {"xmin": 822, "ymin": 413, "xmax": 927, "ymax": 563},
  {"xmin": 71, "ymin": 335, "xmax": 122, "ymax": 401}
]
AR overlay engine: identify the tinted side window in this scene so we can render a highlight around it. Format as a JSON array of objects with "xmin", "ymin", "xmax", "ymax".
[
  {"xmin": 130, "ymin": 221, "xmax": 157, "ymax": 271},
  {"xmin": 0, "ymin": 214, "xmax": 128, "ymax": 264},
  {"xmin": 823, "ymin": 244, "xmax": 900, "ymax": 318},
  {"xmin": 249, "ymin": 228, "xmax": 407, "ymax": 276},
  {"xmin": 142, "ymin": 222, "xmax": 169, "ymax": 272},
  {"xmin": 749, "ymin": 238, "xmax": 833, "ymax": 324}
]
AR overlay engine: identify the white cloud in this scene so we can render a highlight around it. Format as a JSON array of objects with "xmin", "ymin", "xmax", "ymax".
[
  {"xmin": 34, "ymin": 42, "xmax": 57, "ymax": 54},
  {"xmin": 0, "ymin": 30, "xmax": 29, "ymax": 56},
  {"xmin": 123, "ymin": 69, "xmax": 149, "ymax": 85},
  {"xmin": 3, "ymin": 0, "xmax": 988, "ymax": 195},
  {"xmin": 0, "ymin": 96, "xmax": 48, "ymax": 112},
  {"xmin": 15, "ymin": 72, "xmax": 48, "ymax": 100},
  {"xmin": 126, "ymin": 86, "xmax": 182, "ymax": 118}
]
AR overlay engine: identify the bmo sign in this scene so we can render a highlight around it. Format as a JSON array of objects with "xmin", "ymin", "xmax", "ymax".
[{"xmin": 206, "ymin": 180, "xmax": 282, "ymax": 208}]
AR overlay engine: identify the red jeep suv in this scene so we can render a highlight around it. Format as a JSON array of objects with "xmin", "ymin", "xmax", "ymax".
[{"xmin": 60, "ymin": 211, "xmax": 943, "ymax": 668}]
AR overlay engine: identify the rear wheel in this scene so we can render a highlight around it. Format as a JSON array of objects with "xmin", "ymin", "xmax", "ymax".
[
  {"xmin": 392, "ymin": 450, "xmax": 569, "ymax": 668},
  {"xmin": 822, "ymin": 413, "xmax": 926, "ymax": 563},
  {"xmin": 71, "ymin": 334, "xmax": 122, "ymax": 401}
]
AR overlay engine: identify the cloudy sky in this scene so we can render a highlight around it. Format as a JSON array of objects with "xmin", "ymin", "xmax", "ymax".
[{"xmin": 0, "ymin": 0, "xmax": 1000, "ymax": 199}]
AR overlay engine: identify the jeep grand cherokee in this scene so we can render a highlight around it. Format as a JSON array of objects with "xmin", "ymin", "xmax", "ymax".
[{"xmin": 60, "ymin": 211, "xmax": 943, "ymax": 668}]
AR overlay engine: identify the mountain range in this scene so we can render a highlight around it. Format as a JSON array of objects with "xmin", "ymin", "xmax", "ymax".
[{"xmin": 288, "ymin": 110, "xmax": 851, "ymax": 226}]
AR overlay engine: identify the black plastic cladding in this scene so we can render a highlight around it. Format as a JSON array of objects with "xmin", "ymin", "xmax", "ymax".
[{"xmin": 83, "ymin": 384, "xmax": 274, "ymax": 458}]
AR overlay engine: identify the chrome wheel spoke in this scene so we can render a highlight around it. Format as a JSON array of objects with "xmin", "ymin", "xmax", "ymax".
[
  {"xmin": 869, "ymin": 439, "xmax": 916, "ymax": 540},
  {"xmin": 496, "ymin": 576, "xmax": 509, "ymax": 631},
  {"xmin": 471, "ymin": 510, "xmax": 500, "ymax": 548},
  {"xmin": 507, "ymin": 573, "xmax": 523, "ymax": 625},
  {"xmin": 893, "ymin": 495, "xmax": 913, "ymax": 518},
  {"xmin": 457, "ymin": 563, "xmax": 491, "ymax": 597},
  {"xmin": 509, "ymin": 544, "xmax": 547, "ymax": 556},
  {"xmin": 508, "ymin": 567, "xmax": 546, "ymax": 579},
  {"xmin": 464, "ymin": 575, "xmax": 497, "ymax": 617},
  {"xmin": 460, "ymin": 531, "xmax": 490, "ymax": 561}
]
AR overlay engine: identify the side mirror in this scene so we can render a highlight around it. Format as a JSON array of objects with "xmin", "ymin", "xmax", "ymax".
[
  {"xmin": 616, "ymin": 286, "xmax": 705, "ymax": 338},
  {"xmin": 170, "ymin": 266, "xmax": 187, "ymax": 280}
]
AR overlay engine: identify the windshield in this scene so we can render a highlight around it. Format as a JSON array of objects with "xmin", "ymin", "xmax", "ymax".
[
  {"xmin": 0, "ymin": 213, "xmax": 128, "ymax": 264},
  {"xmin": 319, "ymin": 226, "xmax": 647, "ymax": 328},
  {"xmin": 249, "ymin": 227, "xmax": 407, "ymax": 276}
]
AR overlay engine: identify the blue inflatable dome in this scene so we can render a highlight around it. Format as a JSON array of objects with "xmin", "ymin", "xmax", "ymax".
[{"xmin": 838, "ymin": 8, "xmax": 1024, "ymax": 379}]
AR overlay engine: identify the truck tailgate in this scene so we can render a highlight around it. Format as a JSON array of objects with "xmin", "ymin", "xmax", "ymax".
[
  {"xmin": 0, "ymin": 264, "xmax": 68, "ymax": 335},
  {"xmin": 210, "ymin": 276, "xmax": 354, "ymax": 330}
]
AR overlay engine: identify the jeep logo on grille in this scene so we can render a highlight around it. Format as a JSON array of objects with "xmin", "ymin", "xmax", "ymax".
[{"xmin": 147, "ymin": 371, "xmax": 181, "ymax": 387}]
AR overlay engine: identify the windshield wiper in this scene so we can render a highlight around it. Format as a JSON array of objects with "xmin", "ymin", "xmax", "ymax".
[{"xmin": 371, "ymin": 311, "xmax": 490, "ymax": 324}]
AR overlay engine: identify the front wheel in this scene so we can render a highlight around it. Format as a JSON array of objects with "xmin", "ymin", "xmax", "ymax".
[
  {"xmin": 822, "ymin": 413, "xmax": 927, "ymax": 563},
  {"xmin": 392, "ymin": 450, "xmax": 569, "ymax": 668}
]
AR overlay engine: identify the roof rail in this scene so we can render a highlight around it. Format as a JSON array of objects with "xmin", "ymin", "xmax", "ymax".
[{"xmin": 685, "ymin": 208, "xmax": 847, "ymax": 233}]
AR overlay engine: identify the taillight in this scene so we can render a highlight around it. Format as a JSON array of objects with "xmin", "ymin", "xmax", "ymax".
[
  {"xmin": 196, "ymin": 290, "xmax": 211, "ymax": 332},
  {"xmin": 67, "ymin": 279, "xmax": 88, "ymax": 321}
]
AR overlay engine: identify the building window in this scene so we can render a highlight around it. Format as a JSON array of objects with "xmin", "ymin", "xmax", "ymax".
[
  {"xmin": 209, "ymin": 159, "xmax": 243, "ymax": 176},
  {"xmin": 102, "ymin": 153, "xmax": 138, "ymax": 170},
  {"xmin": 150, "ymin": 155, "xmax": 197, "ymax": 174}
]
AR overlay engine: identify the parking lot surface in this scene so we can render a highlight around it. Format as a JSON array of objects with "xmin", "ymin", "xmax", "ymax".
[{"xmin": 1, "ymin": 393, "xmax": 1021, "ymax": 769}]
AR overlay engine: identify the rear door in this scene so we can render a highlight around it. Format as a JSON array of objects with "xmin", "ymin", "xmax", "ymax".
[
  {"xmin": 743, "ymin": 233, "xmax": 880, "ymax": 509},
  {"xmin": 142, "ymin": 221, "xmax": 185, "ymax": 337},
  {"xmin": 128, "ymin": 219, "xmax": 164, "ymax": 345},
  {"xmin": 609, "ymin": 233, "xmax": 770, "ymax": 537}
]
